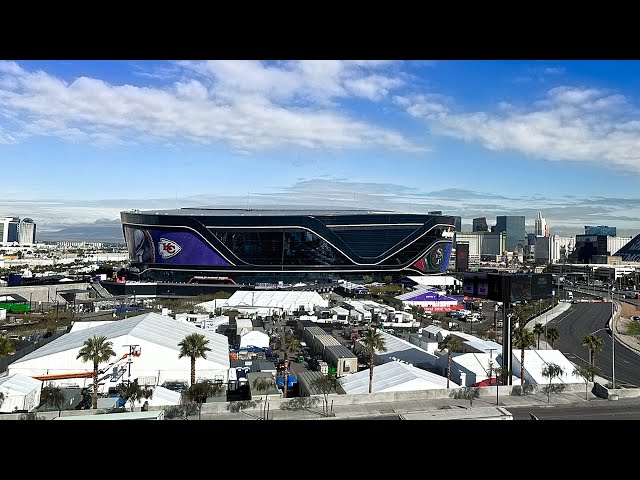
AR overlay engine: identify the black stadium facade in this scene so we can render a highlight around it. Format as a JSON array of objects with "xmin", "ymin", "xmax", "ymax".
[{"xmin": 118, "ymin": 208, "xmax": 456, "ymax": 286}]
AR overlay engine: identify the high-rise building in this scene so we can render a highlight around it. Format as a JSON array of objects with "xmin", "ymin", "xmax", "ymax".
[
  {"xmin": 0, "ymin": 217, "xmax": 19, "ymax": 243},
  {"xmin": 570, "ymin": 234, "xmax": 631, "ymax": 263},
  {"xmin": 534, "ymin": 211, "xmax": 549, "ymax": 237},
  {"xmin": 494, "ymin": 215, "xmax": 526, "ymax": 252},
  {"xmin": 452, "ymin": 216, "xmax": 462, "ymax": 232},
  {"xmin": 18, "ymin": 218, "xmax": 36, "ymax": 244},
  {"xmin": 585, "ymin": 225, "xmax": 616, "ymax": 236},
  {"xmin": 454, "ymin": 231, "xmax": 506, "ymax": 263},
  {"xmin": 534, "ymin": 235, "xmax": 575, "ymax": 264},
  {"xmin": 472, "ymin": 217, "xmax": 488, "ymax": 232}
]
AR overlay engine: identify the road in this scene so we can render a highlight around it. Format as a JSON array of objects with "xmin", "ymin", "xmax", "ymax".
[
  {"xmin": 549, "ymin": 301, "xmax": 640, "ymax": 388},
  {"xmin": 509, "ymin": 397, "xmax": 640, "ymax": 420}
]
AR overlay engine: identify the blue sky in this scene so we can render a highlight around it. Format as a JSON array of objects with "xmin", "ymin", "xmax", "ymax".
[{"xmin": 1, "ymin": 60, "xmax": 639, "ymax": 237}]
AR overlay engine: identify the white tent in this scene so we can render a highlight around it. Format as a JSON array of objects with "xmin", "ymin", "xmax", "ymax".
[
  {"xmin": 239, "ymin": 330, "xmax": 270, "ymax": 349},
  {"xmin": 355, "ymin": 331, "xmax": 438, "ymax": 369},
  {"xmin": 8, "ymin": 312, "xmax": 231, "ymax": 392},
  {"xmin": 338, "ymin": 361, "xmax": 456, "ymax": 394},
  {"xmin": 146, "ymin": 385, "xmax": 181, "ymax": 407},
  {"xmin": 0, "ymin": 373, "xmax": 42, "ymax": 413},
  {"xmin": 512, "ymin": 349, "xmax": 582, "ymax": 385},
  {"xmin": 223, "ymin": 290, "xmax": 329, "ymax": 316}
]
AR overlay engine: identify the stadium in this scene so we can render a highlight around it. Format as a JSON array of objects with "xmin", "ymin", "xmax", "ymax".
[{"xmin": 119, "ymin": 208, "xmax": 456, "ymax": 285}]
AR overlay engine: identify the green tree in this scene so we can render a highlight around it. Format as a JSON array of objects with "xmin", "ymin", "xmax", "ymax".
[
  {"xmin": 533, "ymin": 322, "xmax": 545, "ymax": 349},
  {"xmin": 362, "ymin": 275, "xmax": 373, "ymax": 284},
  {"xmin": 178, "ymin": 333, "xmax": 211, "ymax": 386},
  {"xmin": 184, "ymin": 379, "xmax": 225, "ymax": 420},
  {"xmin": 41, "ymin": 384, "xmax": 66, "ymax": 417},
  {"xmin": 117, "ymin": 380, "xmax": 154, "ymax": 412},
  {"xmin": 0, "ymin": 337, "xmax": 16, "ymax": 358},
  {"xmin": 573, "ymin": 364, "xmax": 598, "ymax": 400},
  {"xmin": 582, "ymin": 333, "xmax": 605, "ymax": 378},
  {"xmin": 512, "ymin": 326, "xmax": 536, "ymax": 386},
  {"xmin": 360, "ymin": 327, "xmax": 388, "ymax": 394},
  {"xmin": 310, "ymin": 374, "xmax": 339, "ymax": 417},
  {"xmin": 546, "ymin": 326, "xmax": 560, "ymax": 348},
  {"xmin": 541, "ymin": 362, "xmax": 565, "ymax": 403},
  {"xmin": 438, "ymin": 334, "xmax": 463, "ymax": 388},
  {"xmin": 273, "ymin": 332, "xmax": 300, "ymax": 399},
  {"xmin": 252, "ymin": 375, "xmax": 277, "ymax": 420},
  {"xmin": 76, "ymin": 335, "xmax": 116, "ymax": 409},
  {"xmin": 383, "ymin": 275, "xmax": 393, "ymax": 284}
]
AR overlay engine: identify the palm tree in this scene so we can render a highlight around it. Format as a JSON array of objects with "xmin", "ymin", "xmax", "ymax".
[
  {"xmin": 360, "ymin": 327, "xmax": 387, "ymax": 394},
  {"xmin": 76, "ymin": 335, "xmax": 116, "ymax": 409},
  {"xmin": 541, "ymin": 362, "xmax": 565, "ymax": 403},
  {"xmin": 41, "ymin": 384, "xmax": 66, "ymax": 417},
  {"xmin": 512, "ymin": 326, "xmax": 536, "ymax": 386},
  {"xmin": 533, "ymin": 322, "xmax": 545, "ymax": 349},
  {"xmin": 438, "ymin": 334, "xmax": 463, "ymax": 388},
  {"xmin": 184, "ymin": 379, "xmax": 225, "ymax": 420},
  {"xmin": 582, "ymin": 333, "xmax": 605, "ymax": 379},
  {"xmin": 546, "ymin": 326, "xmax": 560, "ymax": 348},
  {"xmin": 273, "ymin": 332, "xmax": 300, "ymax": 399},
  {"xmin": 310, "ymin": 374, "xmax": 338, "ymax": 417},
  {"xmin": 178, "ymin": 333, "xmax": 211, "ymax": 386},
  {"xmin": 116, "ymin": 381, "xmax": 154, "ymax": 412},
  {"xmin": 0, "ymin": 337, "xmax": 16, "ymax": 358}
]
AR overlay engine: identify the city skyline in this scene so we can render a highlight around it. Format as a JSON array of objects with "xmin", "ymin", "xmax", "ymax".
[{"xmin": 1, "ymin": 60, "xmax": 639, "ymax": 239}]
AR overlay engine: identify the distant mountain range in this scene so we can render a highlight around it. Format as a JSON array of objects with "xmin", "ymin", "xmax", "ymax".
[{"xmin": 37, "ymin": 224, "xmax": 124, "ymax": 243}]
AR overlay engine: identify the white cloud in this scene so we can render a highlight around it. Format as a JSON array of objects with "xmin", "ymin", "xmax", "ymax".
[
  {"xmin": 0, "ymin": 60, "xmax": 416, "ymax": 152},
  {"xmin": 401, "ymin": 86, "xmax": 640, "ymax": 172}
]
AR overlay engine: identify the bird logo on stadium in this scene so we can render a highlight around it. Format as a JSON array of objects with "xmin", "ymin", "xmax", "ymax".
[{"xmin": 158, "ymin": 238, "xmax": 182, "ymax": 259}]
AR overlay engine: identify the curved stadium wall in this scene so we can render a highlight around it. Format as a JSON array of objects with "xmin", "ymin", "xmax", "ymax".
[{"xmin": 120, "ymin": 208, "xmax": 455, "ymax": 284}]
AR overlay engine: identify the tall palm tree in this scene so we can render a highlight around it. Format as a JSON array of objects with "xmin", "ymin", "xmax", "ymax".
[
  {"xmin": 582, "ymin": 333, "xmax": 605, "ymax": 380},
  {"xmin": 541, "ymin": 362, "xmax": 565, "ymax": 403},
  {"xmin": 546, "ymin": 326, "xmax": 560, "ymax": 349},
  {"xmin": 533, "ymin": 322, "xmax": 545, "ymax": 349},
  {"xmin": 512, "ymin": 326, "xmax": 536, "ymax": 386},
  {"xmin": 360, "ymin": 327, "xmax": 387, "ymax": 394},
  {"xmin": 178, "ymin": 333, "xmax": 211, "ymax": 386},
  {"xmin": 273, "ymin": 332, "xmax": 300, "ymax": 399},
  {"xmin": 438, "ymin": 334, "xmax": 463, "ymax": 388},
  {"xmin": 76, "ymin": 335, "xmax": 116, "ymax": 409}
]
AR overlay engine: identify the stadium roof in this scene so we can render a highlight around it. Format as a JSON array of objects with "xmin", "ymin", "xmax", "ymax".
[
  {"xmin": 11, "ymin": 312, "xmax": 230, "ymax": 367},
  {"xmin": 130, "ymin": 208, "xmax": 401, "ymax": 217}
]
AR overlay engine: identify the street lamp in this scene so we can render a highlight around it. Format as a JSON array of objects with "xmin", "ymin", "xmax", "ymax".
[
  {"xmin": 487, "ymin": 347, "xmax": 499, "ymax": 405},
  {"xmin": 610, "ymin": 285, "xmax": 616, "ymax": 389}
]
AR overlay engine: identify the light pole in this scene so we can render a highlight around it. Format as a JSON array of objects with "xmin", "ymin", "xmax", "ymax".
[
  {"xmin": 611, "ymin": 285, "xmax": 615, "ymax": 389},
  {"xmin": 488, "ymin": 347, "xmax": 499, "ymax": 405}
]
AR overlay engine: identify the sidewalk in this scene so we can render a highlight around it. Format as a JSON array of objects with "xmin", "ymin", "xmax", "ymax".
[{"xmin": 194, "ymin": 385, "xmax": 604, "ymax": 420}]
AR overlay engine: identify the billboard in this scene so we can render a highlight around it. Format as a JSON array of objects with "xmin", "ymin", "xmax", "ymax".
[
  {"xmin": 455, "ymin": 243, "xmax": 469, "ymax": 272},
  {"xmin": 123, "ymin": 226, "xmax": 231, "ymax": 266},
  {"xmin": 510, "ymin": 274, "xmax": 531, "ymax": 302},
  {"xmin": 531, "ymin": 273, "xmax": 554, "ymax": 300},
  {"xmin": 462, "ymin": 273, "xmax": 489, "ymax": 298}
]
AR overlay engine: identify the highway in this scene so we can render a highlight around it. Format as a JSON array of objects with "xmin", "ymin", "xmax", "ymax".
[{"xmin": 548, "ymin": 301, "xmax": 640, "ymax": 388}]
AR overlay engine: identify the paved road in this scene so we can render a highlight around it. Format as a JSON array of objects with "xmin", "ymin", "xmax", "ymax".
[
  {"xmin": 549, "ymin": 301, "xmax": 640, "ymax": 388},
  {"xmin": 509, "ymin": 396, "xmax": 640, "ymax": 420}
]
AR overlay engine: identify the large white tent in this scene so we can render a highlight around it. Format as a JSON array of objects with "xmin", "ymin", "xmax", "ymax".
[
  {"xmin": 512, "ymin": 349, "xmax": 582, "ymax": 385},
  {"xmin": 338, "ymin": 361, "xmax": 457, "ymax": 394},
  {"xmin": 221, "ymin": 290, "xmax": 329, "ymax": 316},
  {"xmin": 8, "ymin": 313, "xmax": 231, "ymax": 392},
  {"xmin": 0, "ymin": 372, "xmax": 42, "ymax": 413}
]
